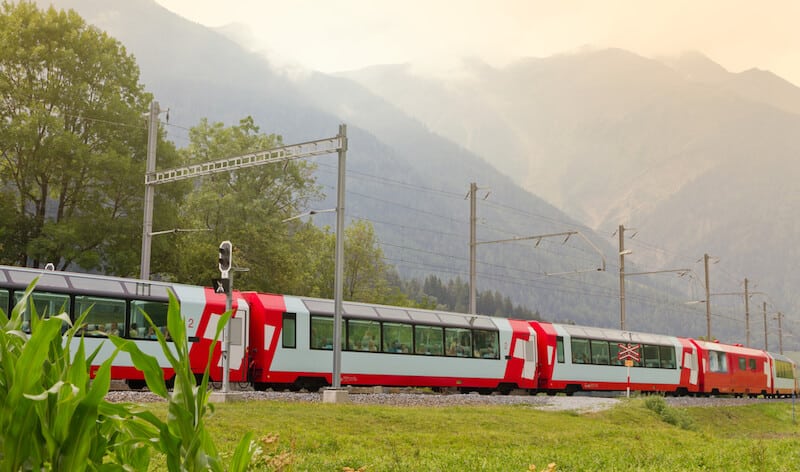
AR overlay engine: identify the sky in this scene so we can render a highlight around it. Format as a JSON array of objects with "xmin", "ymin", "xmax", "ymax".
[{"xmin": 154, "ymin": 0, "xmax": 800, "ymax": 86}]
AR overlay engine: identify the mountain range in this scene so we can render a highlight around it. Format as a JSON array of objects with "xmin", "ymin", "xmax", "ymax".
[{"xmin": 37, "ymin": 0, "xmax": 800, "ymax": 349}]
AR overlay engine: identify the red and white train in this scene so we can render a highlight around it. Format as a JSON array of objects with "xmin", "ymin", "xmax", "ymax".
[{"xmin": 1, "ymin": 265, "xmax": 796, "ymax": 397}]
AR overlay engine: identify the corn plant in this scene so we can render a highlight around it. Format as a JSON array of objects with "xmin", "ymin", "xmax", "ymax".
[
  {"xmin": 110, "ymin": 290, "xmax": 255, "ymax": 472},
  {"xmin": 0, "ymin": 278, "xmax": 255, "ymax": 471},
  {"xmin": 0, "ymin": 278, "xmax": 157, "ymax": 471}
]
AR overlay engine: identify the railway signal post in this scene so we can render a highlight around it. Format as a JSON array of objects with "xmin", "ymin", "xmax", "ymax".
[
  {"xmin": 219, "ymin": 241, "xmax": 233, "ymax": 395},
  {"xmin": 617, "ymin": 343, "xmax": 641, "ymax": 398}
]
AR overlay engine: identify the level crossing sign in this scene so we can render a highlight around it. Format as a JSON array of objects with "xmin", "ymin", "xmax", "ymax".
[{"xmin": 617, "ymin": 343, "xmax": 641, "ymax": 362}]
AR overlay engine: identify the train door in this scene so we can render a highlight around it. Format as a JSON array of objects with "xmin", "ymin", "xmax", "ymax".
[
  {"xmin": 224, "ymin": 304, "xmax": 249, "ymax": 381},
  {"xmin": 504, "ymin": 321, "xmax": 538, "ymax": 389},
  {"xmin": 684, "ymin": 346, "xmax": 698, "ymax": 387},
  {"xmin": 513, "ymin": 327, "xmax": 537, "ymax": 382}
]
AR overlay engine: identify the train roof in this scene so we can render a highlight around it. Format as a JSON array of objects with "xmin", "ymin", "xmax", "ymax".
[
  {"xmin": 0, "ymin": 265, "xmax": 176, "ymax": 300},
  {"xmin": 553, "ymin": 323, "xmax": 681, "ymax": 345},
  {"xmin": 691, "ymin": 339, "xmax": 768, "ymax": 356},
  {"xmin": 293, "ymin": 295, "xmax": 499, "ymax": 330}
]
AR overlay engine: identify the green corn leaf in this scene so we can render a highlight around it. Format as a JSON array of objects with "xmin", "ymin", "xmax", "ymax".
[
  {"xmin": 228, "ymin": 432, "xmax": 256, "ymax": 472},
  {"xmin": 109, "ymin": 337, "xmax": 169, "ymax": 398}
]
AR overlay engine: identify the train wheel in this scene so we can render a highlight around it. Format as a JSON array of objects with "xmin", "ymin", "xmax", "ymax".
[
  {"xmin": 298, "ymin": 377, "xmax": 327, "ymax": 393},
  {"xmin": 126, "ymin": 379, "xmax": 146, "ymax": 391},
  {"xmin": 497, "ymin": 384, "xmax": 516, "ymax": 395},
  {"xmin": 253, "ymin": 382, "xmax": 269, "ymax": 391}
]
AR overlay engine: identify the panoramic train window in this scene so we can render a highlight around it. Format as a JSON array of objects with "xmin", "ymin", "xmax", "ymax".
[
  {"xmin": 659, "ymin": 346, "xmax": 676, "ymax": 369},
  {"xmin": 75, "ymin": 296, "xmax": 125, "ymax": 337},
  {"xmin": 776, "ymin": 360, "xmax": 794, "ymax": 379},
  {"xmin": 590, "ymin": 340, "xmax": 610, "ymax": 365},
  {"xmin": 445, "ymin": 327, "xmax": 472, "ymax": 357},
  {"xmin": 571, "ymin": 338, "xmax": 590, "ymax": 364},
  {"xmin": 15, "ymin": 291, "xmax": 69, "ymax": 333},
  {"xmin": 349, "ymin": 319, "xmax": 380, "ymax": 352},
  {"xmin": 282, "ymin": 313, "xmax": 296, "ymax": 348},
  {"xmin": 383, "ymin": 322, "xmax": 412, "ymax": 353},
  {"xmin": 643, "ymin": 345, "xmax": 661, "ymax": 368},
  {"xmin": 16, "ymin": 291, "xmax": 69, "ymax": 318},
  {"xmin": 310, "ymin": 316, "xmax": 344, "ymax": 350},
  {"xmin": 415, "ymin": 325, "xmax": 443, "ymax": 355},
  {"xmin": 131, "ymin": 300, "xmax": 169, "ymax": 340},
  {"xmin": 608, "ymin": 343, "xmax": 623, "ymax": 366},
  {"xmin": 473, "ymin": 329, "xmax": 499, "ymax": 359},
  {"xmin": 556, "ymin": 337, "xmax": 564, "ymax": 363},
  {"xmin": 0, "ymin": 289, "xmax": 8, "ymax": 315}
]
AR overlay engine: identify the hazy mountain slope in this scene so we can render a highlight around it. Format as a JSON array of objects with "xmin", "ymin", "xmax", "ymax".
[
  {"xmin": 340, "ymin": 49, "xmax": 800, "ymax": 344},
  {"xmin": 664, "ymin": 52, "xmax": 800, "ymax": 116}
]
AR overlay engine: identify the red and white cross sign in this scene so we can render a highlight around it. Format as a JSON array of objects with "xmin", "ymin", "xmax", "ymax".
[{"xmin": 617, "ymin": 343, "xmax": 641, "ymax": 362}]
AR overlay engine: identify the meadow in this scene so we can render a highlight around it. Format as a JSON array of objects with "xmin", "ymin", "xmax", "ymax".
[{"xmin": 145, "ymin": 397, "xmax": 800, "ymax": 471}]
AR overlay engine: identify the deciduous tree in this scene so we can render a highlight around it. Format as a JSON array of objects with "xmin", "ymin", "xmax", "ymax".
[{"xmin": 0, "ymin": 2, "xmax": 182, "ymax": 273}]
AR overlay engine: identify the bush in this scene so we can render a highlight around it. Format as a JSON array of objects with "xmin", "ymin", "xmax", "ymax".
[{"xmin": 643, "ymin": 395, "xmax": 694, "ymax": 430}]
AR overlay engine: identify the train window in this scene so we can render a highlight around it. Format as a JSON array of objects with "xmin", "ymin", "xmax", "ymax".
[
  {"xmin": 473, "ymin": 329, "xmax": 498, "ymax": 359},
  {"xmin": 776, "ymin": 361, "xmax": 794, "ymax": 379},
  {"xmin": 75, "ymin": 296, "xmax": 126, "ymax": 338},
  {"xmin": 708, "ymin": 351, "xmax": 727, "ymax": 373},
  {"xmin": 131, "ymin": 300, "xmax": 169, "ymax": 341},
  {"xmin": 659, "ymin": 346, "xmax": 676, "ymax": 369},
  {"xmin": 556, "ymin": 337, "xmax": 564, "ymax": 363},
  {"xmin": 16, "ymin": 291, "xmax": 69, "ymax": 318},
  {"xmin": 749, "ymin": 358, "xmax": 757, "ymax": 371},
  {"xmin": 349, "ymin": 319, "xmax": 381, "ymax": 352},
  {"xmin": 590, "ymin": 340, "xmax": 610, "ymax": 365},
  {"xmin": 445, "ymin": 327, "xmax": 471, "ymax": 357},
  {"xmin": 415, "ymin": 325, "xmax": 443, "ymax": 355},
  {"xmin": 383, "ymin": 322, "xmax": 412, "ymax": 353},
  {"xmin": 15, "ymin": 291, "xmax": 69, "ymax": 333},
  {"xmin": 571, "ymin": 338, "xmax": 589, "ymax": 364},
  {"xmin": 0, "ymin": 289, "xmax": 8, "ymax": 316},
  {"xmin": 608, "ymin": 343, "xmax": 623, "ymax": 366},
  {"xmin": 282, "ymin": 313, "xmax": 296, "ymax": 348},
  {"xmin": 310, "ymin": 316, "xmax": 344, "ymax": 350},
  {"xmin": 738, "ymin": 357, "xmax": 746, "ymax": 371},
  {"xmin": 643, "ymin": 345, "xmax": 660, "ymax": 368}
]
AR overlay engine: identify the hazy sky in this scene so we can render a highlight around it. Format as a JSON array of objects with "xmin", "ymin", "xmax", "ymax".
[{"xmin": 154, "ymin": 0, "xmax": 800, "ymax": 85}]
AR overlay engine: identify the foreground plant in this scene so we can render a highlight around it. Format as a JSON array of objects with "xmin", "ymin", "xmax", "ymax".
[
  {"xmin": 0, "ymin": 278, "xmax": 255, "ymax": 471},
  {"xmin": 0, "ymin": 279, "xmax": 150, "ymax": 470},
  {"xmin": 111, "ymin": 290, "xmax": 255, "ymax": 471}
]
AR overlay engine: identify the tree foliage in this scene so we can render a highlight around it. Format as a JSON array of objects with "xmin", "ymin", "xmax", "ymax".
[
  {"xmin": 164, "ymin": 117, "xmax": 323, "ymax": 292},
  {"xmin": 417, "ymin": 275, "xmax": 540, "ymax": 319},
  {"xmin": 0, "ymin": 1, "xmax": 182, "ymax": 274}
]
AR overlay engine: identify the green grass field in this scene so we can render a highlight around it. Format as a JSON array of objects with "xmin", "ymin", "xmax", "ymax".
[{"xmin": 143, "ymin": 398, "xmax": 800, "ymax": 471}]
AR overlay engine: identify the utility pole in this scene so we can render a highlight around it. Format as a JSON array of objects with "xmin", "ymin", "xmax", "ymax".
[
  {"xmin": 140, "ymin": 101, "xmax": 160, "ymax": 280},
  {"xmin": 468, "ymin": 182, "xmax": 477, "ymax": 315},
  {"xmin": 619, "ymin": 224, "xmax": 626, "ymax": 330},
  {"xmin": 704, "ymin": 253, "xmax": 712, "ymax": 340},
  {"xmin": 763, "ymin": 301, "xmax": 768, "ymax": 351},
  {"xmin": 744, "ymin": 278, "xmax": 750, "ymax": 347},
  {"xmin": 331, "ymin": 123, "xmax": 347, "ymax": 392},
  {"xmin": 467, "ymin": 183, "xmax": 606, "ymax": 316},
  {"xmin": 777, "ymin": 312, "xmax": 784, "ymax": 354}
]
